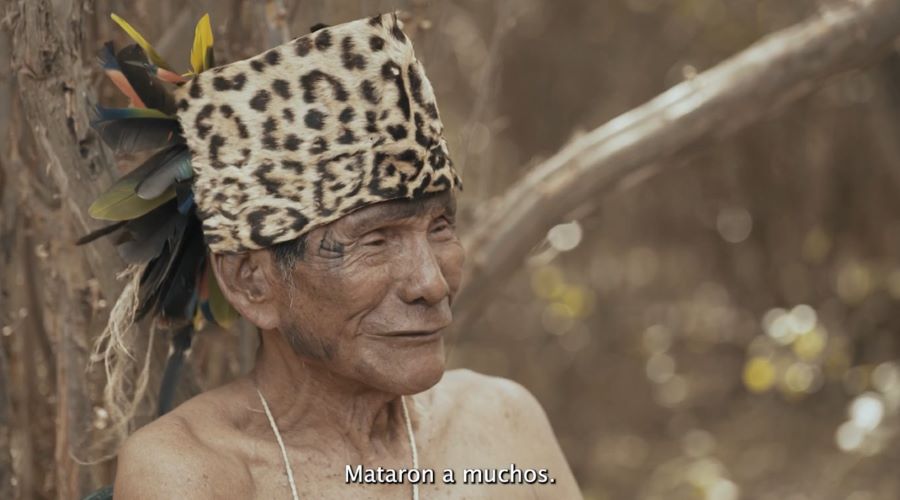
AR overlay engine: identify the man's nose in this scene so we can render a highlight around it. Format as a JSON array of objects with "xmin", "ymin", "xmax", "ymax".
[{"xmin": 397, "ymin": 236, "xmax": 450, "ymax": 306}]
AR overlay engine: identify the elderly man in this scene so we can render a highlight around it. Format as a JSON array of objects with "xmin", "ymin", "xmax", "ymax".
[{"xmin": 86, "ymin": 12, "xmax": 579, "ymax": 500}]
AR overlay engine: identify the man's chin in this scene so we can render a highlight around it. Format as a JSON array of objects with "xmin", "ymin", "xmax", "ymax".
[
  {"xmin": 360, "ymin": 338, "xmax": 446, "ymax": 394},
  {"xmin": 400, "ymin": 356, "xmax": 446, "ymax": 394}
]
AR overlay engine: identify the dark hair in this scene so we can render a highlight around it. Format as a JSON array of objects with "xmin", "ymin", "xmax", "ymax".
[{"xmin": 270, "ymin": 233, "xmax": 309, "ymax": 275}]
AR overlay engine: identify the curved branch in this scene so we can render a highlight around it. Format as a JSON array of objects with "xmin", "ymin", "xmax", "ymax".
[{"xmin": 453, "ymin": 0, "xmax": 900, "ymax": 330}]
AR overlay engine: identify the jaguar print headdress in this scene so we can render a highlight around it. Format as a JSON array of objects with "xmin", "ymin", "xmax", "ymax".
[
  {"xmin": 78, "ymin": 12, "xmax": 460, "ymax": 415},
  {"xmin": 177, "ymin": 14, "xmax": 460, "ymax": 252}
]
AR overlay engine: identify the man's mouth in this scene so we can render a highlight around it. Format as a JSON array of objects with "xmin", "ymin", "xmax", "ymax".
[
  {"xmin": 385, "ymin": 329, "xmax": 442, "ymax": 338},
  {"xmin": 369, "ymin": 328, "xmax": 446, "ymax": 341}
]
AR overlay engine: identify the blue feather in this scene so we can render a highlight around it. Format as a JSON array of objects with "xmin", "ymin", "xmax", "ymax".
[{"xmin": 177, "ymin": 191, "xmax": 195, "ymax": 215}]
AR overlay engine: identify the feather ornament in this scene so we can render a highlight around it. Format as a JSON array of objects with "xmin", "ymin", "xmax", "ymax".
[
  {"xmin": 115, "ymin": 200, "xmax": 181, "ymax": 264},
  {"xmin": 87, "ymin": 144, "xmax": 188, "ymax": 220},
  {"xmin": 91, "ymin": 106, "xmax": 181, "ymax": 154},
  {"xmin": 99, "ymin": 42, "xmax": 146, "ymax": 108},
  {"xmin": 123, "ymin": 60, "xmax": 189, "ymax": 85},
  {"xmin": 82, "ymin": 14, "xmax": 241, "ymax": 426},
  {"xmin": 115, "ymin": 45, "xmax": 177, "ymax": 114},
  {"xmin": 135, "ymin": 145, "xmax": 192, "ymax": 200},
  {"xmin": 110, "ymin": 13, "xmax": 173, "ymax": 71},
  {"xmin": 75, "ymin": 220, "xmax": 128, "ymax": 245},
  {"xmin": 81, "ymin": 13, "xmax": 239, "ymax": 431},
  {"xmin": 135, "ymin": 214, "xmax": 194, "ymax": 321},
  {"xmin": 190, "ymin": 14, "xmax": 215, "ymax": 75},
  {"xmin": 206, "ymin": 263, "xmax": 238, "ymax": 328}
]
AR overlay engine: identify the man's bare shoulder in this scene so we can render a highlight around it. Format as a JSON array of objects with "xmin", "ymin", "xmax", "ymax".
[
  {"xmin": 428, "ymin": 368, "xmax": 559, "ymax": 449},
  {"xmin": 431, "ymin": 369, "xmax": 582, "ymax": 497},
  {"xmin": 113, "ymin": 388, "xmax": 251, "ymax": 499},
  {"xmin": 435, "ymin": 368, "xmax": 546, "ymax": 422}
]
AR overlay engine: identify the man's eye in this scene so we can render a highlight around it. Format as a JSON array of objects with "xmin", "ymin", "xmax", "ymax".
[
  {"xmin": 361, "ymin": 235, "xmax": 386, "ymax": 247},
  {"xmin": 320, "ymin": 241, "xmax": 344, "ymax": 254},
  {"xmin": 431, "ymin": 217, "xmax": 454, "ymax": 234}
]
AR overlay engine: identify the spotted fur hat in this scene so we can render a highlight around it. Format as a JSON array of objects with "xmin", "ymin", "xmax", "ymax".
[{"xmin": 177, "ymin": 13, "xmax": 461, "ymax": 253}]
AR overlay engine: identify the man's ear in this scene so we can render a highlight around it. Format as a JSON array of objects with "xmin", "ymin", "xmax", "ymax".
[{"xmin": 209, "ymin": 250, "xmax": 282, "ymax": 330}]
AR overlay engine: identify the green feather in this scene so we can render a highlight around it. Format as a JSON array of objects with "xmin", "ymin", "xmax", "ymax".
[
  {"xmin": 207, "ymin": 268, "xmax": 237, "ymax": 328},
  {"xmin": 88, "ymin": 183, "xmax": 175, "ymax": 221},
  {"xmin": 88, "ymin": 145, "xmax": 187, "ymax": 221}
]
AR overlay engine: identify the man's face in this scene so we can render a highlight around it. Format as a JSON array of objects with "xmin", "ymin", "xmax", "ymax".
[{"xmin": 269, "ymin": 190, "xmax": 464, "ymax": 394}]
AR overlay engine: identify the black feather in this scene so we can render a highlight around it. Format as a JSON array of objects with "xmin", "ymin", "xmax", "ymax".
[
  {"xmin": 157, "ymin": 324, "xmax": 193, "ymax": 416},
  {"xmin": 115, "ymin": 200, "xmax": 180, "ymax": 264},
  {"xmin": 175, "ymin": 181, "xmax": 195, "ymax": 214},
  {"xmin": 159, "ymin": 230, "xmax": 205, "ymax": 321},
  {"xmin": 92, "ymin": 106, "xmax": 182, "ymax": 154},
  {"xmin": 135, "ymin": 212, "xmax": 194, "ymax": 321},
  {"xmin": 135, "ymin": 144, "xmax": 192, "ymax": 200},
  {"xmin": 75, "ymin": 220, "xmax": 127, "ymax": 245},
  {"xmin": 135, "ymin": 144, "xmax": 189, "ymax": 185},
  {"xmin": 116, "ymin": 44, "xmax": 177, "ymax": 114}
]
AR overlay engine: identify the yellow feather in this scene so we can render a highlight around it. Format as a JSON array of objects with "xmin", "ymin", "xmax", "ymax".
[
  {"xmin": 207, "ymin": 269, "xmax": 237, "ymax": 328},
  {"xmin": 110, "ymin": 13, "xmax": 172, "ymax": 71},
  {"xmin": 193, "ymin": 306, "xmax": 206, "ymax": 332},
  {"xmin": 190, "ymin": 14, "xmax": 215, "ymax": 74}
]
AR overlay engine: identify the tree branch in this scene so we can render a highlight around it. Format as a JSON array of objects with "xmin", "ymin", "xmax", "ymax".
[{"xmin": 453, "ymin": 0, "xmax": 900, "ymax": 330}]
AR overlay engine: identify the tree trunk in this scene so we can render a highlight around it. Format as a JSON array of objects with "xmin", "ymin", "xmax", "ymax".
[
  {"xmin": 5, "ymin": 0, "xmax": 124, "ymax": 497},
  {"xmin": 0, "ymin": 6, "xmax": 19, "ymax": 500}
]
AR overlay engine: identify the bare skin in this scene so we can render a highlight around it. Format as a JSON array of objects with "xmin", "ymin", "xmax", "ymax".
[{"xmin": 113, "ymin": 191, "xmax": 581, "ymax": 499}]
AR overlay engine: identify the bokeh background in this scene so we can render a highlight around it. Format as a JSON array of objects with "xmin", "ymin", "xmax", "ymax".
[{"xmin": 2, "ymin": 0, "xmax": 900, "ymax": 499}]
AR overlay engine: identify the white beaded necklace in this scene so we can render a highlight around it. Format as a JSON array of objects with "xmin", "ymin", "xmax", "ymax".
[{"xmin": 255, "ymin": 388, "xmax": 420, "ymax": 500}]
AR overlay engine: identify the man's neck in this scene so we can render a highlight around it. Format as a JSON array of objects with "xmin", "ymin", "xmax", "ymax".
[{"xmin": 246, "ymin": 329, "xmax": 409, "ymax": 459}]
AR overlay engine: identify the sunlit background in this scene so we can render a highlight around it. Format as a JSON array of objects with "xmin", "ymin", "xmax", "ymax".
[{"xmin": 3, "ymin": 0, "xmax": 900, "ymax": 499}]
